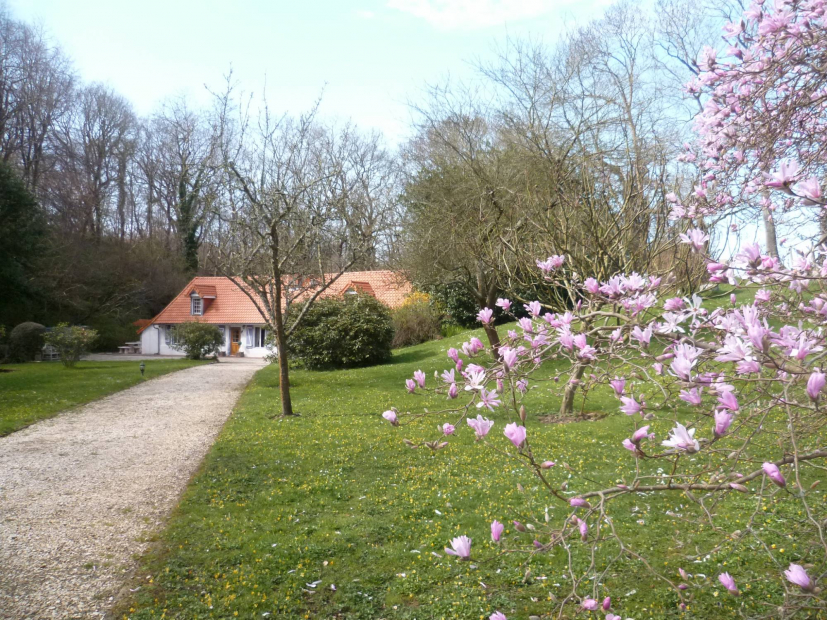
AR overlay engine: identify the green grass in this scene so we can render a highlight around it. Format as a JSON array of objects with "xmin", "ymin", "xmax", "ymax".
[
  {"xmin": 0, "ymin": 359, "xmax": 208, "ymax": 436},
  {"xmin": 123, "ymin": 322, "xmax": 825, "ymax": 620}
]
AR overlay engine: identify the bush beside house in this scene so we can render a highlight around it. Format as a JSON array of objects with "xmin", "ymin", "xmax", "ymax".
[
  {"xmin": 42, "ymin": 324, "xmax": 98, "ymax": 367},
  {"xmin": 391, "ymin": 292, "xmax": 442, "ymax": 348},
  {"xmin": 170, "ymin": 322, "xmax": 224, "ymax": 360},
  {"xmin": 9, "ymin": 322, "xmax": 45, "ymax": 362},
  {"xmin": 289, "ymin": 293, "xmax": 393, "ymax": 370}
]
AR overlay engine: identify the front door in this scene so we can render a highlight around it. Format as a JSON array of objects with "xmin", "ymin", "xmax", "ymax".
[{"xmin": 231, "ymin": 327, "xmax": 241, "ymax": 355}]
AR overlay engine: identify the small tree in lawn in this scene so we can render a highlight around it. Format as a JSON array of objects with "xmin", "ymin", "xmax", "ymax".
[
  {"xmin": 43, "ymin": 324, "xmax": 98, "ymax": 367},
  {"xmin": 210, "ymin": 83, "xmax": 398, "ymax": 416},
  {"xmin": 170, "ymin": 322, "xmax": 223, "ymax": 360}
]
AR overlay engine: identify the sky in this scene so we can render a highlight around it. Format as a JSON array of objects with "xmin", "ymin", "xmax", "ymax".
[{"xmin": 9, "ymin": 0, "xmax": 618, "ymax": 145}]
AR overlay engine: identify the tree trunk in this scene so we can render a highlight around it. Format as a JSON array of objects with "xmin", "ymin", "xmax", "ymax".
[
  {"xmin": 482, "ymin": 322, "xmax": 501, "ymax": 352},
  {"xmin": 271, "ymin": 223, "xmax": 295, "ymax": 417},
  {"xmin": 560, "ymin": 361, "xmax": 588, "ymax": 417},
  {"xmin": 273, "ymin": 317, "xmax": 294, "ymax": 417},
  {"xmin": 762, "ymin": 203, "xmax": 780, "ymax": 260}
]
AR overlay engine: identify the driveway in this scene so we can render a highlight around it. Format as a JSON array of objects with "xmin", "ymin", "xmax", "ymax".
[{"xmin": 0, "ymin": 359, "xmax": 265, "ymax": 619}]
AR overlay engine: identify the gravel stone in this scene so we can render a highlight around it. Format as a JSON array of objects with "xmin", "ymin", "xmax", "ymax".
[{"xmin": 0, "ymin": 358, "xmax": 264, "ymax": 619}]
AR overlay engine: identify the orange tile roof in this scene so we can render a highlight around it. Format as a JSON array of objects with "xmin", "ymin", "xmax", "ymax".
[
  {"xmin": 188, "ymin": 283, "xmax": 217, "ymax": 298},
  {"xmin": 145, "ymin": 271, "xmax": 412, "ymax": 328}
]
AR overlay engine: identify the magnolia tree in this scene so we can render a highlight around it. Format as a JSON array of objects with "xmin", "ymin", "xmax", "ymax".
[
  {"xmin": 382, "ymin": 2, "xmax": 827, "ymax": 618},
  {"xmin": 678, "ymin": 0, "xmax": 827, "ymax": 254}
]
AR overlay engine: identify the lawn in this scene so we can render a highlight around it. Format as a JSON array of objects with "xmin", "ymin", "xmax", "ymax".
[
  {"xmin": 0, "ymin": 359, "xmax": 207, "ymax": 435},
  {"xmin": 123, "ymin": 318, "xmax": 823, "ymax": 619}
]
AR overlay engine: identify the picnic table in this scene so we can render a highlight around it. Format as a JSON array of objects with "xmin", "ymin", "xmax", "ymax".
[{"xmin": 118, "ymin": 342, "xmax": 142, "ymax": 354}]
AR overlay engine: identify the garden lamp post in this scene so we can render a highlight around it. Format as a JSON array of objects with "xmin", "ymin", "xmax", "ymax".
[{"xmin": 139, "ymin": 361, "xmax": 145, "ymax": 378}]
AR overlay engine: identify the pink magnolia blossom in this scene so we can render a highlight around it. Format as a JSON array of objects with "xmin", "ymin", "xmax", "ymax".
[
  {"xmin": 763, "ymin": 462, "xmax": 786, "ymax": 487},
  {"xmin": 765, "ymin": 159, "xmax": 800, "ymax": 188},
  {"xmin": 448, "ymin": 383, "xmax": 458, "ymax": 399},
  {"xmin": 537, "ymin": 255, "xmax": 565, "ymax": 273},
  {"xmin": 477, "ymin": 388, "xmax": 501, "ymax": 411},
  {"xmin": 602, "ymin": 597, "xmax": 611, "ymax": 610},
  {"xmin": 570, "ymin": 497, "xmax": 590, "ymax": 508},
  {"xmin": 662, "ymin": 423, "xmax": 700, "ymax": 452},
  {"xmin": 467, "ymin": 414, "xmax": 494, "ymax": 439},
  {"xmin": 503, "ymin": 422, "xmax": 527, "ymax": 448},
  {"xmin": 610, "ymin": 377, "xmax": 626, "ymax": 395},
  {"xmin": 405, "ymin": 379, "xmax": 416, "ymax": 393},
  {"xmin": 491, "ymin": 520, "xmax": 504, "ymax": 543},
  {"xmin": 525, "ymin": 300, "xmax": 542, "ymax": 316},
  {"xmin": 500, "ymin": 347, "xmax": 518, "ymax": 370},
  {"xmin": 784, "ymin": 564, "xmax": 813, "ymax": 591},
  {"xmin": 477, "ymin": 307, "xmax": 494, "ymax": 324},
  {"xmin": 679, "ymin": 387, "xmax": 703, "ymax": 406},
  {"xmin": 442, "ymin": 422, "xmax": 455, "ymax": 435},
  {"xmin": 441, "ymin": 368, "xmax": 455, "ymax": 384},
  {"xmin": 631, "ymin": 325, "xmax": 653, "ymax": 346},
  {"xmin": 447, "ymin": 348, "xmax": 460, "ymax": 363},
  {"xmin": 679, "ymin": 228, "xmax": 709, "ymax": 251},
  {"xmin": 631, "ymin": 425, "xmax": 651, "ymax": 445},
  {"xmin": 714, "ymin": 410, "xmax": 734, "ymax": 437},
  {"xmin": 755, "ymin": 289, "xmax": 771, "ymax": 303},
  {"xmin": 581, "ymin": 598, "xmax": 599, "ymax": 611},
  {"xmin": 807, "ymin": 370, "xmax": 825, "ymax": 400},
  {"xmin": 489, "ymin": 612, "xmax": 507, "ymax": 620},
  {"xmin": 382, "ymin": 409, "xmax": 398, "ymax": 426},
  {"xmin": 413, "ymin": 370, "xmax": 426, "ymax": 388},
  {"xmin": 619, "ymin": 395, "xmax": 643, "ymax": 416},
  {"xmin": 495, "ymin": 298, "xmax": 512, "ymax": 311},
  {"xmin": 445, "ymin": 535, "xmax": 471, "ymax": 560},
  {"xmin": 719, "ymin": 572, "xmax": 738, "ymax": 594},
  {"xmin": 465, "ymin": 369, "xmax": 486, "ymax": 392},
  {"xmin": 540, "ymin": 460, "xmax": 555, "ymax": 468},
  {"xmin": 577, "ymin": 517, "xmax": 589, "ymax": 541},
  {"xmin": 794, "ymin": 177, "xmax": 821, "ymax": 203},
  {"xmin": 717, "ymin": 391, "xmax": 739, "ymax": 411},
  {"xmin": 584, "ymin": 277, "xmax": 600, "ymax": 294},
  {"xmin": 664, "ymin": 297, "xmax": 685, "ymax": 311}
]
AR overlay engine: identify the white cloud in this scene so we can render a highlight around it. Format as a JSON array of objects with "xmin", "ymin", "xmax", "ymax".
[
  {"xmin": 357, "ymin": 9, "xmax": 376, "ymax": 19},
  {"xmin": 386, "ymin": 0, "xmax": 572, "ymax": 30}
]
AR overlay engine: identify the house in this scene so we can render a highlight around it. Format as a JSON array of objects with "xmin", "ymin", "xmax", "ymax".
[{"xmin": 139, "ymin": 271, "xmax": 412, "ymax": 358}]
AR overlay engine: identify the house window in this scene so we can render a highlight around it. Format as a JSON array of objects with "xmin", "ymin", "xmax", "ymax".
[
  {"xmin": 165, "ymin": 326, "xmax": 178, "ymax": 345},
  {"xmin": 254, "ymin": 327, "xmax": 267, "ymax": 347},
  {"xmin": 191, "ymin": 295, "xmax": 202, "ymax": 315}
]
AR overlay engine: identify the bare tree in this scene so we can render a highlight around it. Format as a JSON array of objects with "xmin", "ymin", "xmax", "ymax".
[
  {"xmin": 141, "ymin": 99, "xmax": 218, "ymax": 272},
  {"xmin": 211, "ymin": 86, "xmax": 395, "ymax": 416},
  {"xmin": 44, "ymin": 83, "xmax": 136, "ymax": 239}
]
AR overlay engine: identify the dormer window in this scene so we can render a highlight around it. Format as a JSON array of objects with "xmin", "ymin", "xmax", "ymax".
[{"xmin": 191, "ymin": 295, "xmax": 203, "ymax": 315}]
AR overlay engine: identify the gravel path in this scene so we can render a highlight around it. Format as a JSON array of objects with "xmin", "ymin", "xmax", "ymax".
[{"xmin": 0, "ymin": 359, "xmax": 265, "ymax": 620}]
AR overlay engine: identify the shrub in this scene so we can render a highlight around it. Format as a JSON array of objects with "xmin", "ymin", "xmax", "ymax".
[
  {"xmin": 9, "ymin": 321, "xmax": 45, "ymax": 362},
  {"xmin": 170, "ymin": 322, "xmax": 224, "ymax": 360},
  {"xmin": 0, "ymin": 325, "xmax": 7, "ymax": 363},
  {"xmin": 392, "ymin": 294, "xmax": 442, "ymax": 348},
  {"xmin": 421, "ymin": 281, "xmax": 479, "ymax": 327},
  {"xmin": 43, "ymin": 323, "xmax": 98, "ymax": 367},
  {"xmin": 289, "ymin": 293, "xmax": 393, "ymax": 370}
]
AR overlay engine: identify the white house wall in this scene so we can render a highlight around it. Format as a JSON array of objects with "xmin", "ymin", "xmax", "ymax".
[{"xmin": 139, "ymin": 324, "xmax": 271, "ymax": 358}]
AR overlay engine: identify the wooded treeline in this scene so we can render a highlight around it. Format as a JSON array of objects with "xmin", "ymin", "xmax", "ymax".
[
  {"xmin": 1, "ymin": 0, "xmax": 741, "ymax": 351},
  {"xmin": 0, "ymin": 7, "xmax": 401, "ymax": 349}
]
